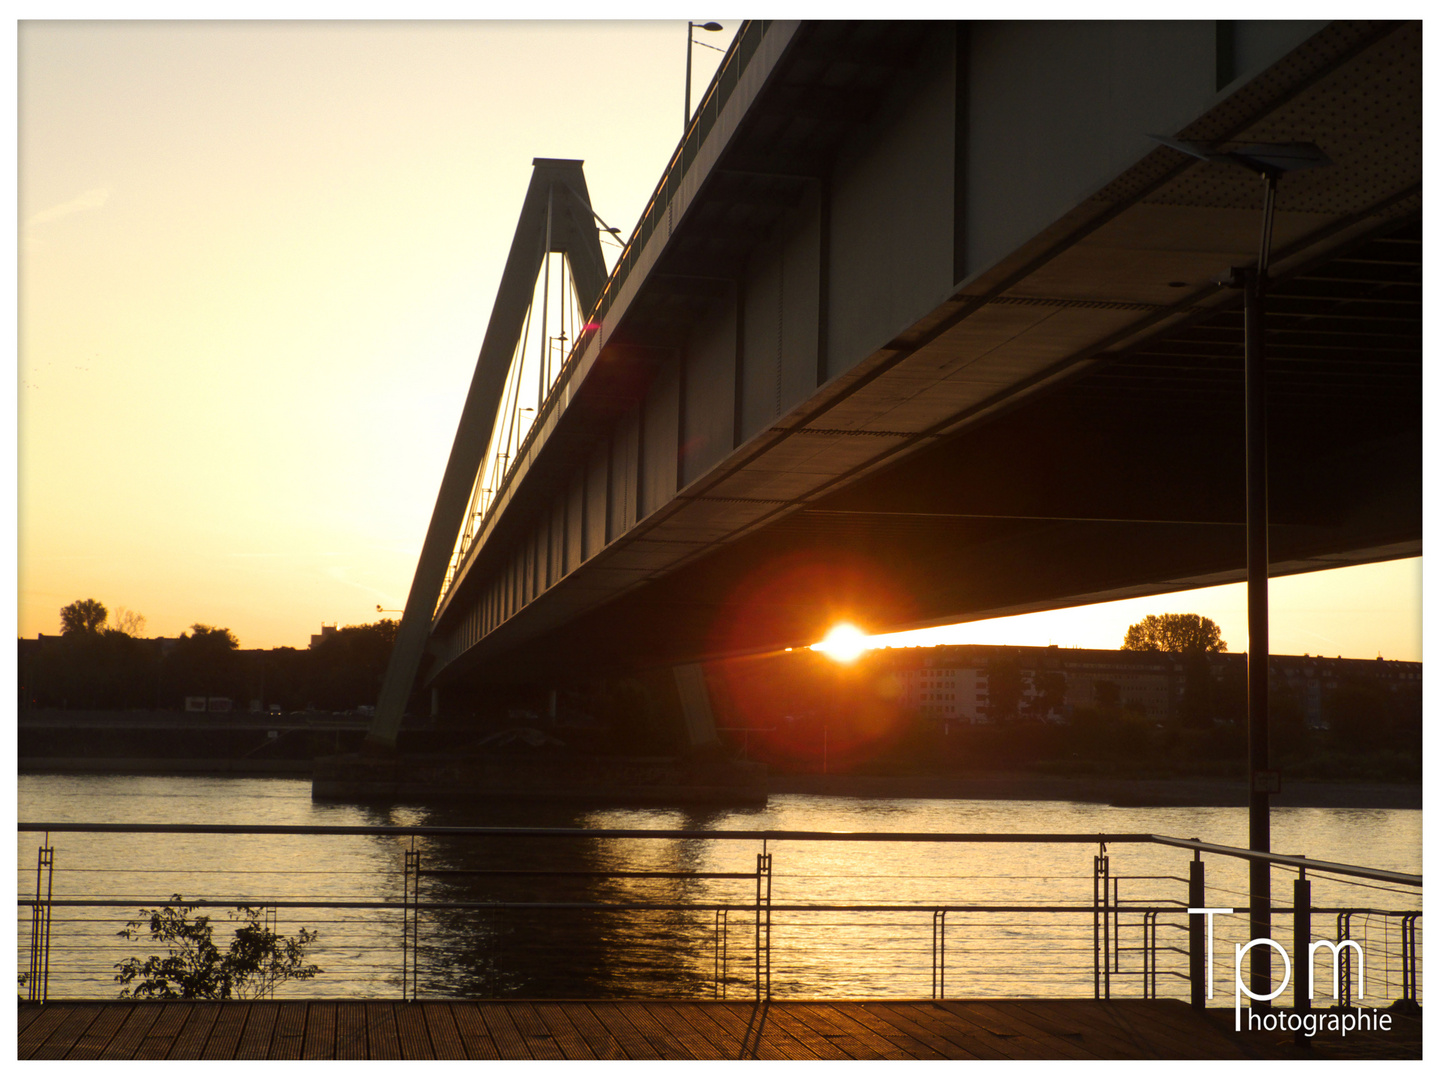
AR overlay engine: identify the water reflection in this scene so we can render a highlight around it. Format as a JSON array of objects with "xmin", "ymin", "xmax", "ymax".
[{"xmin": 17, "ymin": 775, "xmax": 1422, "ymax": 1003}]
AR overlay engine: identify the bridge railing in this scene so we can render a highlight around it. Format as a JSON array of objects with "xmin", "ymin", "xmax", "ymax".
[
  {"xmin": 17, "ymin": 824, "xmax": 1420, "ymax": 1008},
  {"xmin": 460, "ymin": 20, "xmax": 776, "ymax": 559}
]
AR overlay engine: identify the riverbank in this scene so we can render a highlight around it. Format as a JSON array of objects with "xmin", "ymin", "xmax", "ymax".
[{"xmin": 769, "ymin": 771, "xmax": 1422, "ymax": 809}]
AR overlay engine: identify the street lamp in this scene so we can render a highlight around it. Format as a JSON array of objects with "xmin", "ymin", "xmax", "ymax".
[
  {"xmin": 1151, "ymin": 134, "xmax": 1330, "ymax": 1006},
  {"xmin": 686, "ymin": 21, "xmax": 724, "ymax": 128}
]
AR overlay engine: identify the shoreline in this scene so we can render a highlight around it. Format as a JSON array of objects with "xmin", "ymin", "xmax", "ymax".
[
  {"xmin": 768, "ymin": 772, "xmax": 1422, "ymax": 809},
  {"xmin": 18, "ymin": 762, "xmax": 1420, "ymax": 809}
]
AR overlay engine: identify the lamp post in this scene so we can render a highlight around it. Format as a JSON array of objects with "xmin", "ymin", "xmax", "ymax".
[
  {"xmin": 1151, "ymin": 136, "xmax": 1330, "ymax": 1007},
  {"xmin": 686, "ymin": 21, "xmax": 724, "ymax": 128}
]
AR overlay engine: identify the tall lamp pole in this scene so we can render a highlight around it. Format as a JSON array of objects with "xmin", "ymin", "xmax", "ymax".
[
  {"xmin": 1152, "ymin": 136, "xmax": 1330, "ymax": 1007},
  {"xmin": 686, "ymin": 21, "xmax": 724, "ymax": 128}
]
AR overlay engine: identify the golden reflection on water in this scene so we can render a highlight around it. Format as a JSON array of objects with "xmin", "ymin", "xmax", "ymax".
[{"xmin": 17, "ymin": 776, "xmax": 1422, "ymax": 1003}]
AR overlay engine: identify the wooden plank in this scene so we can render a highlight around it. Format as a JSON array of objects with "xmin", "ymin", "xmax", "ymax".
[
  {"xmin": 100, "ymin": 1002, "xmax": 164, "ymax": 1059},
  {"xmin": 235, "ymin": 1002, "xmax": 280, "ymax": 1060},
  {"xmin": 449, "ymin": 1002, "xmax": 500, "ymax": 1058},
  {"xmin": 1014, "ymin": 1001, "xmax": 1174, "ymax": 1059},
  {"xmin": 659, "ymin": 1003, "xmax": 750, "ymax": 1060},
  {"xmin": 794, "ymin": 1003, "xmax": 916, "ymax": 1060},
  {"xmin": 269, "ymin": 1001, "xmax": 308, "ymax": 1059},
  {"xmin": 422, "ymin": 1003, "xmax": 467, "ymax": 1060},
  {"xmin": 886, "ymin": 1001, "xmax": 1021, "ymax": 1060},
  {"xmin": 476, "ymin": 1002, "xmax": 534, "ymax": 1059},
  {"xmin": 201, "ymin": 1003, "xmax": 248, "ymax": 1059},
  {"xmin": 301, "ymin": 1001, "xmax": 337, "ymax": 1059},
  {"xmin": 762, "ymin": 1003, "xmax": 865, "ymax": 1059},
  {"xmin": 940, "ymin": 1002, "xmax": 1068, "ymax": 1059},
  {"xmin": 838, "ymin": 1002, "xmax": 951, "ymax": 1059},
  {"xmin": 12, "ymin": 997, "xmax": 1326, "ymax": 1061},
  {"xmin": 26, "ymin": 1004, "xmax": 101, "ymax": 1060},
  {"xmin": 20, "ymin": 1004, "xmax": 78, "ymax": 1055},
  {"xmin": 18, "ymin": 1004, "xmax": 80, "ymax": 1058},
  {"xmin": 551, "ymin": 1001, "xmax": 632, "ymax": 1058},
  {"xmin": 168, "ymin": 1003, "xmax": 221, "ymax": 1059},
  {"xmin": 135, "ymin": 1002, "xmax": 192, "ymax": 1060},
  {"xmin": 17, "ymin": 1005, "xmax": 47, "ymax": 1036},
  {"xmin": 862, "ymin": 1002, "xmax": 991, "ymax": 1060},
  {"xmin": 506, "ymin": 1002, "xmax": 564, "ymax": 1060},
  {"xmin": 364, "ymin": 1002, "xmax": 402, "ymax": 1059},
  {"xmin": 583, "ymin": 1002, "xmax": 671, "ymax": 1059},
  {"xmin": 611, "ymin": 1001, "xmax": 697, "ymax": 1059},
  {"xmin": 637, "ymin": 1002, "xmax": 729, "ymax": 1059},
  {"xmin": 67, "ymin": 1003, "xmax": 133, "ymax": 1060},
  {"xmin": 963, "ymin": 1000, "xmax": 1098, "ymax": 1060},
  {"xmin": 1001, "ymin": 999, "xmax": 1159, "ymax": 1059},
  {"xmin": 529, "ymin": 1002, "xmax": 601, "ymax": 1059},
  {"xmin": 1091, "ymin": 1002, "xmax": 1248, "ymax": 1058},
  {"xmin": 708, "ymin": 1001, "xmax": 821, "ymax": 1060},
  {"xmin": 334, "ymin": 1002, "xmax": 369, "ymax": 1059},
  {"xmin": 394, "ymin": 1002, "xmax": 435, "ymax": 1059},
  {"xmin": 1159, "ymin": 1003, "xmax": 1282, "ymax": 1058}
]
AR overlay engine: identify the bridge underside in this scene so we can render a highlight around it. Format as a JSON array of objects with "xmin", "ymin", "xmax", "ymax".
[
  {"xmin": 437, "ymin": 225, "xmax": 1418, "ymax": 690},
  {"xmin": 425, "ymin": 21, "xmax": 1419, "ymax": 692}
]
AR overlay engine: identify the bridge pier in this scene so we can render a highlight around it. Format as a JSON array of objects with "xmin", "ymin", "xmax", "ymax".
[{"xmin": 673, "ymin": 663, "xmax": 721, "ymax": 749}]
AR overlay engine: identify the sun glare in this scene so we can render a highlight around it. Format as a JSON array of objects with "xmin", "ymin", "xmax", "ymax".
[{"xmin": 813, "ymin": 622, "xmax": 870, "ymax": 663}]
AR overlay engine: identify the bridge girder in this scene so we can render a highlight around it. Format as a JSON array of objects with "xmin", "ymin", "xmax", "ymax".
[{"xmin": 409, "ymin": 20, "xmax": 1419, "ymax": 695}]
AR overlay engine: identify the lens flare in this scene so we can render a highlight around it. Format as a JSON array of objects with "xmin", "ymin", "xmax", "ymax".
[{"xmin": 814, "ymin": 623, "xmax": 869, "ymax": 662}]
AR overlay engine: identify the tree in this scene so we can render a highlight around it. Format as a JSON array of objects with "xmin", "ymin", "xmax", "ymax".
[
  {"xmin": 1032, "ymin": 670, "xmax": 1067, "ymax": 719},
  {"xmin": 1122, "ymin": 613, "xmax": 1226, "ymax": 654},
  {"xmin": 164, "ymin": 624, "xmax": 242, "ymax": 703},
  {"xmin": 109, "ymin": 606, "xmax": 148, "ymax": 637},
  {"xmin": 59, "ymin": 598, "xmax": 108, "ymax": 636},
  {"xmin": 986, "ymin": 654, "xmax": 1025, "ymax": 723},
  {"xmin": 304, "ymin": 619, "xmax": 398, "ymax": 710},
  {"xmin": 115, "ymin": 896, "xmax": 320, "ymax": 1000}
]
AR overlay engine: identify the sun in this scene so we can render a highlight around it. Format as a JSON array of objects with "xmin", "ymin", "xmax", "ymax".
[{"xmin": 813, "ymin": 622, "xmax": 870, "ymax": 663}]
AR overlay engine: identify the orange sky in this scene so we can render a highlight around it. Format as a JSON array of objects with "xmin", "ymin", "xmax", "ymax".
[{"xmin": 13, "ymin": 19, "xmax": 1426, "ymax": 662}]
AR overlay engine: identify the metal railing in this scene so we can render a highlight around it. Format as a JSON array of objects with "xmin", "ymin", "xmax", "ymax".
[
  {"xmin": 18, "ymin": 824, "xmax": 1420, "ymax": 1009},
  {"xmin": 455, "ymin": 21, "xmax": 777, "ymax": 569}
]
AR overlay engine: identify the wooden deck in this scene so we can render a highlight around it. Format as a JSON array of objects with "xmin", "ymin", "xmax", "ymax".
[{"xmin": 22, "ymin": 998, "xmax": 1400, "ymax": 1060}]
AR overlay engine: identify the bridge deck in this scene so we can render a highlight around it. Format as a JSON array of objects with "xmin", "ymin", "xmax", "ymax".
[{"xmin": 17, "ymin": 999, "xmax": 1419, "ymax": 1059}]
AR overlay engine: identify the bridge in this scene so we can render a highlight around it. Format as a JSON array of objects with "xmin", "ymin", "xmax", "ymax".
[{"xmin": 366, "ymin": 20, "xmax": 1420, "ymax": 746}]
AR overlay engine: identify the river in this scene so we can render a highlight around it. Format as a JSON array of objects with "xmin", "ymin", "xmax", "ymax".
[{"xmin": 16, "ymin": 773, "xmax": 1422, "ymax": 1004}]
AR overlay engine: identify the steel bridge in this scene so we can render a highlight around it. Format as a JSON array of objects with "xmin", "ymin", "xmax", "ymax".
[{"xmin": 367, "ymin": 20, "xmax": 1420, "ymax": 746}]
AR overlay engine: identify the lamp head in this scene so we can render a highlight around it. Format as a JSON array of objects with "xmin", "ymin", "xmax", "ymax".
[{"xmin": 1149, "ymin": 135, "xmax": 1331, "ymax": 177}]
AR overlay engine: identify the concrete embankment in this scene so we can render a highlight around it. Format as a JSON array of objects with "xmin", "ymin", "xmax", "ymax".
[{"xmin": 17, "ymin": 708, "xmax": 374, "ymax": 775}]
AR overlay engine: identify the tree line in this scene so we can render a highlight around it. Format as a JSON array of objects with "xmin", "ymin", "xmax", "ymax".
[{"xmin": 19, "ymin": 599, "xmax": 400, "ymax": 714}]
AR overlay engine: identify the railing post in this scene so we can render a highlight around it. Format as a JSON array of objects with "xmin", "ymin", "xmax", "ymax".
[
  {"xmin": 265, "ymin": 905, "xmax": 279, "ymax": 1000},
  {"xmin": 1188, "ymin": 855, "xmax": 1206, "ymax": 1010},
  {"xmin": 755, "ymin": 847, "xmax": 772, "ymax": 1001},
  {"xmin": 1093, "ymin": 842, "xmax": 1112, "ymax": 999},
  {"xmin": 715, "ymin": 908, "xmax": 728, "ymax": 999},
  {"xmin": 1102, "ymin": 849, "xmax": 1111, "ymax": 998},
  {"xmin": 1093, "ymin": 845, "xmax": 1103, "ymax": 999},
  {"xmin": 1144, "ymin": 910, "xmax": 1158, "ymax": 999},
  {"xmin": 1293, "ymin": 870, "xmax": 1311, "ymax": 1041},
  {"xmin": 27, "ymin": 840, "xmax": 54, "ymax": 1004},
  {"xmin": 403, "ymin": 845, "xmax": 421, "ymax": 1001},
  {"xmin": 1400, "ymin": 913, "xmax": 1418, "ymax": 1008},
  {"xmin": 1112, "ymin": 875, "xmax": 1120, "ymax": 979},
  {"xmin": 932, "ymin": 910, "xmax": 946, "ymax": 999},
  {"xmin": 1336, "ymin": 912, "xmax": 1354, "ymax": 1009}
]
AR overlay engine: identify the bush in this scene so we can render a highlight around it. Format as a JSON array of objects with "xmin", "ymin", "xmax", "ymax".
[{"xmin": 115, "ymin": 895, "xmax": 319, "ymax": 999}]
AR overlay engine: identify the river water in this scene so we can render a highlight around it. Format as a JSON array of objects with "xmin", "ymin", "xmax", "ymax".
[{"xmin": 16, "ymin": 774, "xmax": 1422, "ymax": 1004}]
